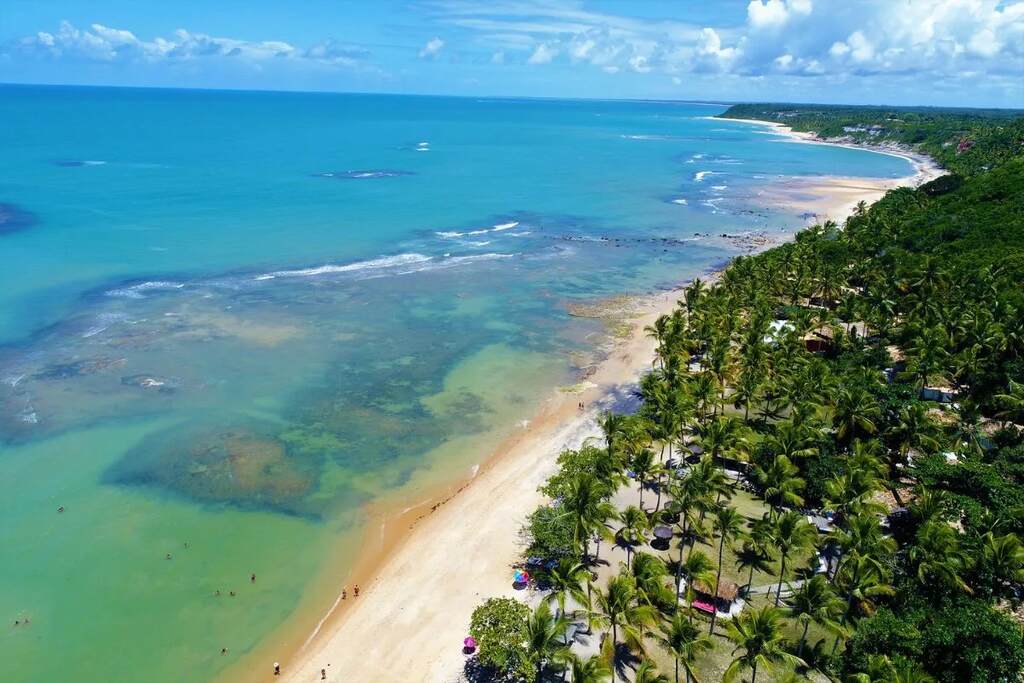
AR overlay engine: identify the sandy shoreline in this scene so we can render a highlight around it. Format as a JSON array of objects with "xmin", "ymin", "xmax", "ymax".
[{"xmin": 252, "ymin": 121, "xmax": 941, "ymax": 683}]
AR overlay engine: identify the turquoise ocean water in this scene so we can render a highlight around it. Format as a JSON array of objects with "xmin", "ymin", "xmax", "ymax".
[{"xmin": 0, "ymin": 86, "xmax": 911, "ymax": 682}]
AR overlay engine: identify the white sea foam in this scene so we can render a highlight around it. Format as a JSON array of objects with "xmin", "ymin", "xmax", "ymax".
[
  {"xmin": 671, "ymin": 198, "xmax": 689, "ymax": 205},
  {"xmin": 711, "ymin": 185, "xmax": 728, "ymax": 190},
  {"xmin": 693, "ymin": 171, "xmax": 718, "ymax": 182},
  {"xmin": 508, "ymin": 231, "xmax": 531, "ymax": 236},
  {"xmin": 443, "ymin": 253, "xmax": 515, "ymax": 265},
  {"xmin": 466, "ymin": 228, "xmax": 490, "ymax": 235},
  {"xmin": 492, "ymin": 221, "xmax": 519, "ymax": 231},
  {"xmin": 106, "ymin": 281, "xmax": 185, "ymax": 298},
  {"xmin": 466, "ymin": 240, "xmax": 492, "ymax": 247},
  {"xmin": 256, "ymin": 253, "xmax": 432, "ymax": 280},
  {"xmin": 436, "ymin": 231, "xmax": 465, "ymax": 238},
  {"xmin": 255, "ymin": 251, "xmax": 513, "ymax": 282}
]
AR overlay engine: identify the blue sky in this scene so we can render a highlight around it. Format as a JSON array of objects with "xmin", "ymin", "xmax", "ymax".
[{"xmin": 1, "ymin": 0, "xmax": 1022, "ymax": 107}]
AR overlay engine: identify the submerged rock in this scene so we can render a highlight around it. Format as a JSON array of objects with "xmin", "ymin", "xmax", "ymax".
[
  {"xmin": 0, "ymin": 203, "xmax": 38, "ymax": 236},
  {"xmin": 106, "ymin": 423, "xmax": 325, "ymax": 517}
]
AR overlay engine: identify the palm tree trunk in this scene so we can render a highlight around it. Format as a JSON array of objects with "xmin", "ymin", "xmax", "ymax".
[
  {"xmin": 775, "ymin": 554, "xmax": 787, "ymax": 607},
  {"xmin": 798, "ymin": 621, "xmax": 809, "ymax": 658},
  {"xmin": 751, "ymin": 660, "xmax": 759, "ymax": 683},
  {"xmin": 675, "ymin": 538, "xmax": 685, "ymax": 602},
  {"xmin": 710, "ymin": 539, "xmax": 725, "ymax": 635},
  {"xmin": 612, "ymin": 624, "xmax": 619, "ymax": 681}
]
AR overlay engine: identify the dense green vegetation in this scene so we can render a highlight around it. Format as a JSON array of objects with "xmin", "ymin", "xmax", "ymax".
[
  {"xmin": 467, "ymin": 108, "xmax": 1024, "ymax": 682},
  {"xmin": 719, "ymin": 103, "xmax": 1024, "ymax": 177}
]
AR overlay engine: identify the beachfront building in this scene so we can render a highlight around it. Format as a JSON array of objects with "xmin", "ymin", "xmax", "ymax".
[{"xmin": 688, "ymin": 579, "xmax": 744, "ymax": 620}]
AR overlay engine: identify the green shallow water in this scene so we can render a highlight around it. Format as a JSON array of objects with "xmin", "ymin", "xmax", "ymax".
[{"xmin": 0, "ymin": 86, "xmax": 913, "ymax": 682}]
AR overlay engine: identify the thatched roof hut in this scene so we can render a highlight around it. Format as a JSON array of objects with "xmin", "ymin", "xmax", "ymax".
[{"xmin": 693, "ymin": 579, "xmax": 741, "ymax": 602}]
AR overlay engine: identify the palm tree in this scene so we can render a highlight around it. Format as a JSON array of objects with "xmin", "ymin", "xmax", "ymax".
[
  {"xmin": 646, "ymin": 314, "xmax": 672, "ymax": 368},
  {"xmin": 696, "ymin": 416, "xmax": 743, "ymax": 463},
  {"xmin": 525, "ymin": 602, "xmax": 570, "ymax": 682},
  {"xmin": 736, "ymin": 516, "xmax": 775, "ymax": 593},
  {"xmin": 631, "ymin": 448, "xmax": 657, "ymax": 510},
  {"xmin": 601, "ymin": 412, "xmax": 628, "ymax": 457},
  {"xmin": 546, "ymin": 557, "xmax": 590, "ymax": 619},
  {"xmin": 771, "ymin": 511, "xmax": 818, "ymax": 606},
  {"xmin": 752, "ymin": 454, "xmax": 805, "ymax": 516},
  {"xmin": 568, "ymin": 653, "xmax": 612, "ymax": 683},
  {"xmin": 709, "ymin": 506, "xmax": 746, "ymax": 635},
  {"xmin": 634, "ymin": 660, "xmax": 670, "ymax": 683},
  {"xmin": 887, "ymin": 403, "xmax": 941, "ymax": 462},
  {"xmin": 617, "ymin": 505, "xmax": 650, "ymax": 566},
  {"xmin": 631, "ymin": 552, "xmax": 673, "ymax": 614},
  {"xmin": 907, "ymin": 522, "xmax": 973, "ymax": 594},
  {"xmin": 981, "ymin": 532, "xmax": 1024, "ymax": 598},
  {"xmin": 657, "ymin": 612, "xmax": 712, "ymax": 683},
  {"xmin": 829, "ymin": 513, "xmax": 896, "ymax": 582},
  {"xmin": 678, "ymin": 550, "xmax": 717, "ymax": 618},
  {"xmin": 785, "ymin": 575, "xmax": 845, "ymax": 657},
  {"xmin": 564, "ymin": 474, "xmax": 616, "ymax": 562},
  {"xmin": 591, "ymin": 575, "xmax": 658, "ymax": 680},
  {"xmin": 847, "ymin": 654, "xmax": 936, "ymax": 683},
  {"xmin": 724, "ymin": 606, "xmax": 804, "ymax": 683},
  {"xmin": 903, "ymin": 325, "xmax": 951, "ymax": 389},
  {"xmin": 764, "ymin": 420, "xmax": 818, "ymax": 461},
  {"xmin": 994, "ymin": 379, "xmax": 1024, "ymax": 426},
  {"xmin": 835, "ymin": 553, "xmax": 895, "ymax": 621},
  {"xmin": 832, "ymin": 385, "xmax": 881, "ymax": 447}
]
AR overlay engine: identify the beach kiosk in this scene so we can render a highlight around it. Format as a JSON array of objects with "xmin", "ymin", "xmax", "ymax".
[{"xmin": 690, "ymin": 579, "xmax": 743, "ymax": 618}]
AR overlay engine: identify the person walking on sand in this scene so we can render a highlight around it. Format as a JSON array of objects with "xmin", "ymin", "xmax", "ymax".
[
  {"xmin": 321, "ymin": 668, "xmax": 327, "ymax": 680},
  {"xmin": 341, "ymin": 588, "xmax": 347, "ymax": 600},
  {"xmin": 251, "ymin": 573, "xmax": 256, "ymax": 583},
  {"xmin": 273, "ymin": 662, "xmax": 280, "ymax": 676},
  {"xmin": 353, "ymin": 585, "xmax": 359, "ymax": 597}
]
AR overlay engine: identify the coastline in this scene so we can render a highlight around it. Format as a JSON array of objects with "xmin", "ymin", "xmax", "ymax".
[{"xmin": 253, "ymin": 125, "xmax": 941, "ymax": 683}]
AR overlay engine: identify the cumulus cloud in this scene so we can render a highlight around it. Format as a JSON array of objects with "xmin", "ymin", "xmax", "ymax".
[
  {"xmin": 11, "ymin": 20, "xmax": 373, "ymax": 70},
  {"xmin": 418, "ymin": 37, "xmax": 445, "ymax": 59},
  {"xmin": 428, "ymin": 0, "xmax": 1024, "ymax": 86},
  {"xmin": 527, "ymin": 43, "xmax": 558, "ymax": 65}
]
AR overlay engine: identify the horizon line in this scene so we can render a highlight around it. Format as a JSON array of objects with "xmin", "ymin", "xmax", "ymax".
[{"xmin": 2, "ymin": 80, "xmax": 1022, "ymax": 113}]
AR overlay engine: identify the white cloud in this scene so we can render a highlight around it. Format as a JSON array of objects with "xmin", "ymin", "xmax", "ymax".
[
  {"xmin": 426, "ymin": 0, "xmax": 1023, "ymax": 87},
  {"xmin": 774, "ymin": 53, "xmax": 794, "ymax": 68},
  {"xmin": 747, "ymin": 0, "xmax": 812, "ymax": 30},
  {"xmin": 628, "ymin": 55, "xmax": 651, "ymax": 73},
  {"xmin": 527, "ymin": 43, "xmax": 558, "ymax": 65},
  {"xmin": 418, "ymin": 37, "xmax": 445, "ymax": 59},
  {"xmin": 829, "ymin": 40, "xmax": 850, "ymax": 58},
  {"xmin": 846, "ymin": 30, "xmax": 875, "ymax": 63},
  {"xmin": 10, "ymin": 20, "xmax": 375, "ymax": 71}
]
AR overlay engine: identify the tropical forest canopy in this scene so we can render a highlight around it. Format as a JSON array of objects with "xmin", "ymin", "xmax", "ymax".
[{"xmin": 720, "ymin": 102, "xmax": 1024, "ymax": 177}]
